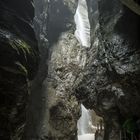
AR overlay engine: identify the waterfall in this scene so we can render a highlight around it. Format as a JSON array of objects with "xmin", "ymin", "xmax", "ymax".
[
  {"xmin": 78, "ymin": 104, "xmax": 92, "ymax": 135},
  {"xmin": 74, "ymin": 0, "xmax": 94, "ymax": 139},
  {"xmin": 77, "ymin": 104, "xmax": 95, "ymax": 140},
  {"xmin": 74, "ymin": 0, "xmax": 91, "ymax": 47}
]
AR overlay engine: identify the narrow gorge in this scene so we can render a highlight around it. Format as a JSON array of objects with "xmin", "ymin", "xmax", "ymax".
[{"xmin": 0, "ymin": 0, "xmax": 140, "ymax": 140}]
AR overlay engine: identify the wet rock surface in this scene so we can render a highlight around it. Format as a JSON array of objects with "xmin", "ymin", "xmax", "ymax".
[
  {"xmin": 25, "ymin": 0, "xmax": 82, "ymax": 140},
  {"xmin": 0, "ymin": 0, "xmax": 39, "ymax": 139},
  {"xmin": 1, "ymin": 0, "xmax": 140, "ymax": 140},
  {"xmin": 46, "ymin": 33, "xmax": 85, "ymax": 140},
  {"xmin": 31, "ymin": 0, "xmax": 140, "ymax": 140},
  {"xmin": 45, "ymin": 1, "xmax": 81, "ymax": 139},
  {"xmin": 23, "ymin": 1, "xmax": 49, "ymax": 139},
  {"xmin": 75, "ymin": 0, "xmax": 140, "ymax": 139}
]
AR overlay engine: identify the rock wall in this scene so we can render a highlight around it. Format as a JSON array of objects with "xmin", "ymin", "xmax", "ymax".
[
  {"xmin": 75, "ymin": 0, "xmax": 140, "ymax": 140},
  {"xmin": 24, "ymin": 0, "xmax": 82, "ymax": 140},
  {"xmin": 23, "ymin": 0, "xmax": 49, "ymax": 139},
  {"xmin": 0, "ymin": 0, "xmax": 39, "ymax": 139},
  {"xmin": 29, "ymin": 0, "xmax": 139, "ymax": 140},
  {"xmin": 2, "ymin": 0, "xmax": 139, "ymax": 140},
  {"xmin": 45, "ymin": 1, "xmax": 81, "ymax": 139}
]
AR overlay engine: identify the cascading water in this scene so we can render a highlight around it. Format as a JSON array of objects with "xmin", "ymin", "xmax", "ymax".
[
  {"xmin": 74, "ymin": 0, "xmax": 91, "ymax": 48},
  {"xmin": 77, "ymin": 105, "xmax": 95, "ymax": 140},
  {"xmin": 77, "ymin": 105, "xmax": 92, "ymax": 135},
  {"xmin": 74, "ymin": 0, "xmax": 95, "ymax": 139}
]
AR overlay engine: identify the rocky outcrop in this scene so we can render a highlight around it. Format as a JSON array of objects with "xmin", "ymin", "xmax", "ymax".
[
  {"xmin": 27, "ymin": 0, "xmax": 140, "ymax": 140},
  {"xmin": 29, "ymin": 0, "xmax": 140, "ymax": 140},
  {"xmin": 46, "ymin": 33, "xmax": 86, "ymax": 140},
  {"xmin": 23, "ymin": 1, "xmax": 49, "ymax": 139},
  {"xmin": 75, "ymin": 0, "xmax": 140, "ymax": 140},
  {"xmin": 10, "ymin": 0, "xmax": 139, "ymax": 140},
  {"xmin": 45, "ymin": 1, "xmax": 82, "ymax": 140},
  {"xmin": 0, "ymin": 0, "xmax": 38, "ymax": 139},
  {"xmin": 23, "ymin": 0, "xmax": 82, "ymax": 140}
]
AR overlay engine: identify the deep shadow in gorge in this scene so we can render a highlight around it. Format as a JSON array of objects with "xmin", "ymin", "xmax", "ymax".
[
  {"xmin": 47, "ymin": 0, "xmax": 75, "ymax": 45},
  {"xmin": 0, "ymin": 0, "xmax": 39, "ymax": 139},
  {"xmin": 0, "ymin": 0, "xmax": 140, "ymax": 140}
]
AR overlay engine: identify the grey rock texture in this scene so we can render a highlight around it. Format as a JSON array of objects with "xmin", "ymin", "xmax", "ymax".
[
  {"xmin": 16, "ymin": 0, "xmax": 140, "ymax": 140},
  {"xmin": 46, "ymin": 33, "xmax": 86, "ymax": 140},
  {"xmin": 23, "ymin": 1, "xmax": 49, "ymax": 139},
  {"xmin": 24, "ymin": 0, "xmax": 82, "ymax": 140},
  {"xmin": 45, "ymin": 1, "xmax": 82, "ymax": 139},
  {"xmin": 75, "ymin": 0, "xmax": 140, "ymax": 140},
  {"xmin": 30, "ymin": 0, "xmax": 140, "ymax": 140}
]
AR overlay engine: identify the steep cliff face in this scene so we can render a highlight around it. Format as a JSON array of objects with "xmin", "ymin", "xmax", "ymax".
[
  {"xmin": 30, "ymin": 0, "xmax": 140, "ymax": 140},
  {"xmin": 24, "ymin": 0, "xmax": 82, "ymax": 140},
  {"xmin": 23, "ymin": 1, "xmax": 49, "ymax": 139},
  {"xmin": 45, "ymin": 1, "xmax": 81, "ymax": 140},
  {"xmin": 0, "ymin": 0, "xmax": 38, "ymax": 139},
  {"xmin": 75, "ymin": 0, "xmax": 140, "ymax": 139},
  {"xmin": 6, "ymin": 0, "xmax": 138, "ymax": 140}
]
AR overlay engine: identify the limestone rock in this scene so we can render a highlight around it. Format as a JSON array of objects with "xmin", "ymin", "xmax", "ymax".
[{"xmin": 75, "ymin": 0, "xmax": 140, "ymax": 139}]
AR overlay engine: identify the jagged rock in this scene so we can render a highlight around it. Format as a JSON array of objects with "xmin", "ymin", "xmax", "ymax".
[
  {"xmin": 30, "ymin": 0, "xmax": 140, "ymax": 140},
  {"xmin": 0, "ymin": 0, "xmax": 39, "ymax": 139},
  {"xmin": 23, "ymin": 1, "xmax": 49, "ymax": 139},
  {"xmin": 43, "ymin": 1, "xmax": 82, "ymax": 139},
  {"xmin": 32, "ymin": 0, "xmax": 140, "ymax": 140},
  {"xmin": 24, "ymin": 0, "xmax": 81, "ymax": 140},
  {"xmin": 46, "ymin": 32, "xmax": 86, "ymax": 140},
  {"xmin": 10, "ymin": 0, "xmax": 139, "ymax": 140},
  {"xmin": 75, "ymin": 0, "xmax": 140, "ymax": 140}
]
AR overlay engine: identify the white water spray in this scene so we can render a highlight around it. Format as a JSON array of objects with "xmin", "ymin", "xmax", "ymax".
[
  {"xmin": 74, "ymin": 1, "xmax": 94, "ymax": 139},
  {"xmin": 77, "ymin": 105, "xmax": 92, "ymax": 135},
  {"xmin": 74, "ymin": 0, "xmax": 91, "ymax": 47},
  {"xmin": 77, "ymin": 105, "xmax": 95, "ymax": 140}
]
